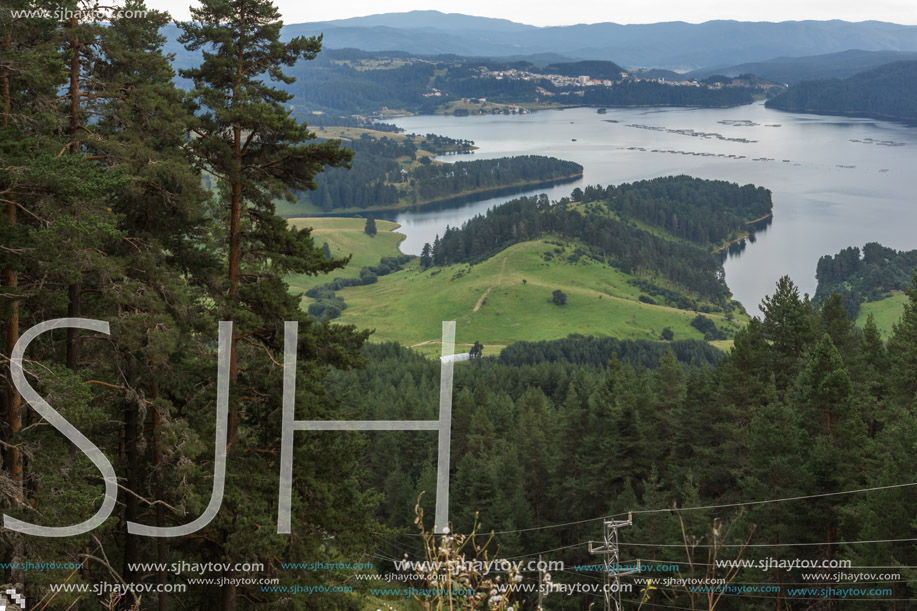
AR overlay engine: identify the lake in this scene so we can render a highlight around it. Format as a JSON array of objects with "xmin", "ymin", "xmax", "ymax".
[{"xmin": 383, "ymin": 102, "xmax": 917, "ymax": 316}]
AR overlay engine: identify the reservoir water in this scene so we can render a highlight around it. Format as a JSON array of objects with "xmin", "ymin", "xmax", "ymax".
[{"xmin": 384, "ymin": 102, "xmax": 917, "ymax": 316}]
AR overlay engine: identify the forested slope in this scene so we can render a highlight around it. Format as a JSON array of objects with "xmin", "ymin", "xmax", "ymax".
[
  {"xmin": 814, "ymin": 242, "xmax": 917, "ymax": 319},
  {"xmin": 335, "ymin": 275, "xmax": 917, "ymax": 609},
  {"xmin": 766, "ymin": 60, "xmax": 917, "ymax": 121},
  {"xmin": 288, "ymin": 130, "xmax": 582, "ymax": 213},
  {"xmin": 423, "ymin": 176, "xmax": 772, "ymax": 305}
]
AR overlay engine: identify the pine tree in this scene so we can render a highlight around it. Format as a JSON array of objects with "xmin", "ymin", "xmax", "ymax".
[
  {"xmin": 673, "ymin": 363, "xmax": 741, "ymax": 500},
  {"xmin": 741, "ymin": 380, "xmax": 813, "ymax": 607},
  {"xmin": 760, "ymin": 276, "xmax": 816, "ymax": 391},
  {"xmin": 451, "ymin": 405, "xmax": 500, "ymax": 530},
  {"xmin": 432, "ymin": 234, "xmax": 443, "ymax": 266},
  {"xmin": 716, "ymin": 317, "xmax": 772, "ymax": 410},
  {"xmin": 489, "ymin": 444, "xmax": 535, "ymax": 555},
  {"xmin": 178, "ymin": 0, "xmax": 352, "ymax": 446},
  {"xmin": 792, "ymin": 334, "xmax": 865, "ymax": 569},
  {"xmin": 843, "ymin": 412, "xmax": 917, "ymax": 611},
  {"xmin": 364, "ymin": 214, "xmax": 377, "ymax": 236},
  {"xmin": 887, "ymin": 273, "xmax": 917, "ymax": 404},
  {"xmin": 420, "ymin": 242, "xmax": 433, "ymax": 269},
  {"xmin": 0, "ymin": 0, "xmax": 63, "ymax": 542},
  {"xmin": 581, "ymin": 361, "xmax": 652, "ymax": 513},
  {"xmin": 652, "ymin": 349, "xmax": 682, "ymax": 463},
  {"xmin": 818, "ymin": 292, "xmax": 858, "ymax": 366},
  {"xmin": 177, "ymin": 2, "xmax": 374, "ymax": 607},
  {"xmin": 549, "ymin": 384, "xmax": 589, "ymax": 537},
  {"xmin": 515, "ymin": 389, "xmax": 555, "ymax": 523},
  {"xmin": 635, "ymin": 465, "xmax": 681, "ymax": 584},
  {"xmin": 59, "ymin": 0, "xmax": 107, "ymax": 375},
  {"xmin": 8, "ymin": 3, "xmax": 129, "ymax": 595},
  {"xmin": 90, "ymin": 2, "xmax": 213, "ymax": 604},
  {"xmin": 858, "ymin": 313, "xmax": 890, "ymax": 437}
]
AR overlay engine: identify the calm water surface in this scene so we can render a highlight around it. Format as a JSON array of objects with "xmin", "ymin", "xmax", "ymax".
[{"xmin": 386, "ymin": 102, "xmax": 917, "ymax": 316}]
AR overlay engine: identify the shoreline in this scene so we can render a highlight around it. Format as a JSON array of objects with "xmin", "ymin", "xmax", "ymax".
[
  {"xmin": 766, "ymin": 105, "xmax": 917, "ymax": 126},
  {"xmin": 279, "ymin": 172, "xmax": 583, "ymax": 218},
  {"xmin": 421, "ymin": 100, "xmax": 756, "ymax": 117},
  {"xmin": 713, "ymin": 212, "xmax": 773, "ymax": 254}
]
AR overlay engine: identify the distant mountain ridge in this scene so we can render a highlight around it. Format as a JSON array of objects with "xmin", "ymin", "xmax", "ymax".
[
  {"xmin": 270, "ymin": 12, "xmax": 917, "ymax": 69},
  {"xmin": 688, "ymin": 49, "xmax": 917, "ymax": 84},
  {"xmin": 302, "ymin": 10, "xmax": 538, "ymax": 32}
]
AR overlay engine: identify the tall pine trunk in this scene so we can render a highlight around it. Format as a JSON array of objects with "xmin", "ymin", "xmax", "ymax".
[
  {"xmin": 151, "ymin": 367, "xmax": 170, "ymax": 611},
  {"xmin": 220, "ymin": 35, "xmax": 247, "ymax": 605},
  {"xmin": 121, "ymin": 395, "xmax": 141, "ymax": 599},
  {"xmin": 66, "ymin": 17, "xmax": 81, "ymax": 371},
  {"xmin": 3, "ymin": 11, "xmax": 22, "ymax": 505},
  {"xmin": 67, "ymin": 21, "xmax": 90, "ymax": 605},
  {"xmin": 5, "ymin": 201, "xmax": 21, "ymax": 497}
]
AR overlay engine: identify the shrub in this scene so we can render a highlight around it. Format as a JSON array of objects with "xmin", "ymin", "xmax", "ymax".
[
  {"xmin": 691, "ymin": 315, "xmax": 726, "ymax": 340},
  {"xmin": 308, "ymin": 301, "xmax": 343, "ymax": 320}
]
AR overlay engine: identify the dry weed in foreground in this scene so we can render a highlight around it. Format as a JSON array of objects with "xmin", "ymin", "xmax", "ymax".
[{"xmin": 410, "ymin": 494, "xmax": 521, "ymax": 610}]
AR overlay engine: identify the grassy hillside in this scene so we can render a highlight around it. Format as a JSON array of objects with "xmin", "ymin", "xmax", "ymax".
[
  {"xmin": 287, "ymin": 175, "xmax": 766, "ymax": 356},
  {"xmin": 286, "ymin": 217, "xmax": 406, "ymax": 296},
  {"xmin": 856, "ymin": 291, "xmax": 908, "ymax": 338},
  {"xmin": 326, "ymin": 237, "xmax": 745, "ymax": 356}
]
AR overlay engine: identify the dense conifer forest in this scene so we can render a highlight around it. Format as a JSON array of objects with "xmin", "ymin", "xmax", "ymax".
[
  {"xmin": 0, "ymin": 2, "xmax": 376, "ymax": 609},
  {"xmin": 577, "ymin": 80, "xmax": 757, "ymax": 107},
  {"xmin": 341, "ymin": 277, "xmax": 917, "ymax": 610}
]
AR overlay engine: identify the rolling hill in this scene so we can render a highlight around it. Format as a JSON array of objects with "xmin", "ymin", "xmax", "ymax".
[
  {"xmin": 288, "ymin": 174, "xmax": 770, "ymax": 354},
  {"xmin": 312, "ymin": 233, "xmax": 745, "ymax": 354},
  {"xmin": 688, "ymin": 49, "xmax": 917, "ymax": 84}
]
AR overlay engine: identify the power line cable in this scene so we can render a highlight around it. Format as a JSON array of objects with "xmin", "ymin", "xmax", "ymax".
[
  {"xmin": 618, "ymin": 536, "xmax": 917, "ymax": 548},
  {"xmin": 388, "ymin": 481, "xmax": 917, "ymax": 537},
  {"xmin": 610, "ymin": 482, "xmax": 917, "ymax": 520}
]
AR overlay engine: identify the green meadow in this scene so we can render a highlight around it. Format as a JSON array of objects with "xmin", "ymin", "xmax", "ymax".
[
  {"xmin": 856, "ymin": 291, "xmax": 909, "ymax": 337},
  {"xmin": 286, "ymin": 217, "xmax": 405, "ymax": 297},
  {"xmin": 287, "ymin": 218, "xmax": 746, "ymax": 356}
]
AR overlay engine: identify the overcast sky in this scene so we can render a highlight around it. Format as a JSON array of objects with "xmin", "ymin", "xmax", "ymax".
[{"xmin": 154, "ymin": 0, "xmax": 917, "ymax": 26}]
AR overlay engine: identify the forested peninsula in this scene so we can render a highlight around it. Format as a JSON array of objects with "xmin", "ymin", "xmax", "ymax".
[
  {"xmin": 283, "ymin": 130, "xmax": 583, "ymax": 213},
  {"xmin": 421, "ymin": 176, "xmax": 773, "ymax": 306},
  {"xmin": 766, "ymin": 60, "xmax": 917, "ymax": 121}
]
